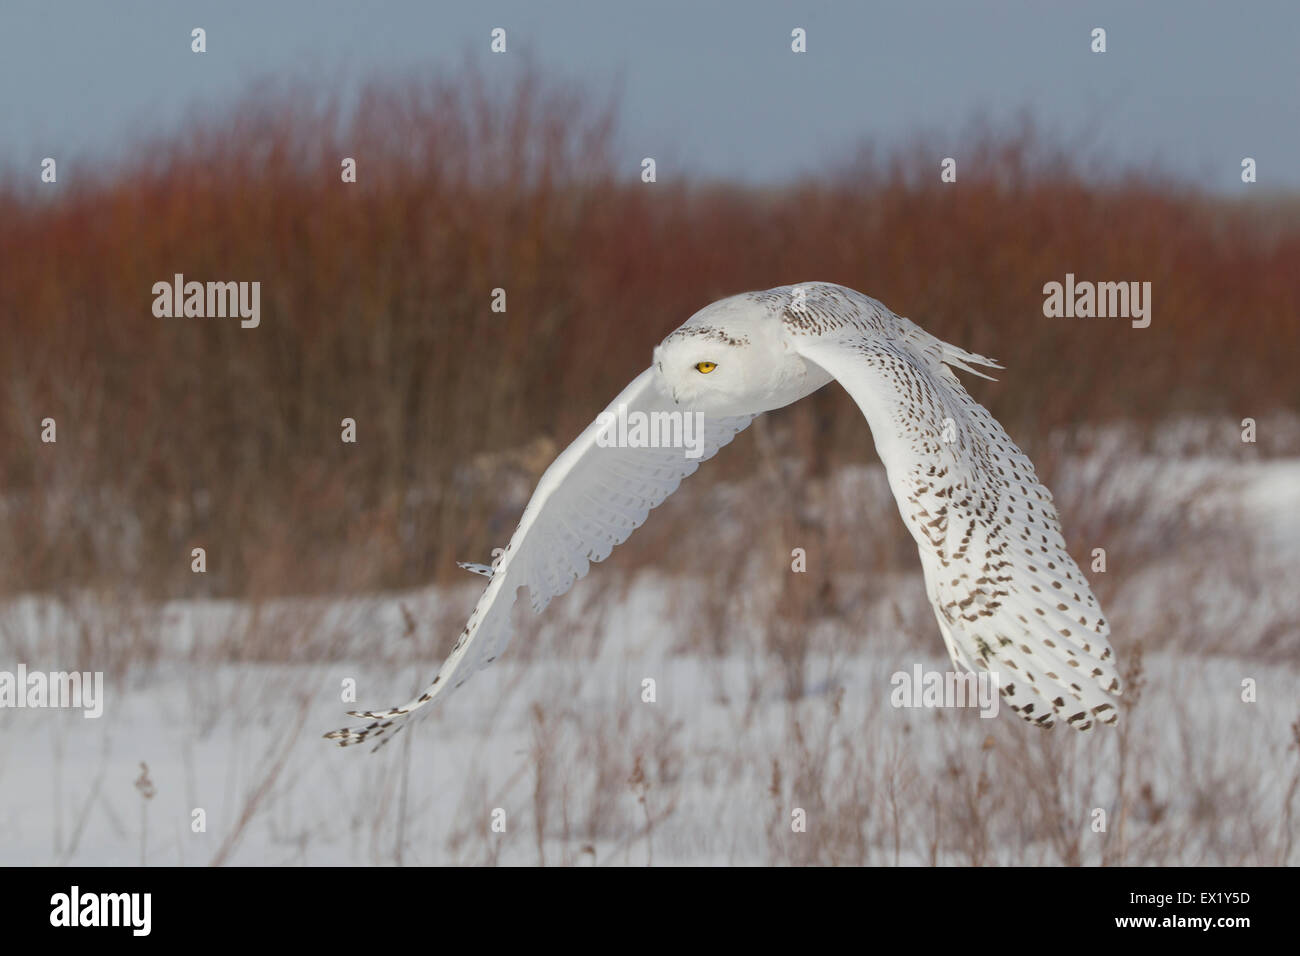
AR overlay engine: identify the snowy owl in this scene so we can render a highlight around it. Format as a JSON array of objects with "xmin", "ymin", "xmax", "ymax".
[{"xmin": 327, "ymin": 283, "xmax": 1120, "ymax": 749}]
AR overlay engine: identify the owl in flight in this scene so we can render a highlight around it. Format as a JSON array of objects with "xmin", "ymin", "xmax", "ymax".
[{"xmin": 327, "ymin": 283, "xmax": 1120, "ymax": 749}]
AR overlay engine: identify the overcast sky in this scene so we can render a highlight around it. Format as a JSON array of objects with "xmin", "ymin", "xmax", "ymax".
[{"xmin": 1, "ymin": 0, "xmax": 1295, "ymax": 192}]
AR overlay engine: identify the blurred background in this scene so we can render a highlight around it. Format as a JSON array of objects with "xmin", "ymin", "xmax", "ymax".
[{"xmin": 0, "ymin": 1, "xmax": 1297, "ymax": 866}]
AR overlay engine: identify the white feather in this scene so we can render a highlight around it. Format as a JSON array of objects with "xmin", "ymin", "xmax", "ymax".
[{"xmin": 325, "ymin": 370, "xmax": 752, "ymax": 749}]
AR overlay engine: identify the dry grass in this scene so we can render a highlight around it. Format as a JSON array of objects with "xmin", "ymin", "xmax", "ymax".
[
  {"xmin": 1, "ymin": 66, "xmax": 1297, "ymax": 866},
  {"xmin": 1, "ymin": 67, "xmax": 1297, "ymax": 599},
  {"xmin": 2, "ymin": 436, "xmax": 1296, "ymax": 865}
]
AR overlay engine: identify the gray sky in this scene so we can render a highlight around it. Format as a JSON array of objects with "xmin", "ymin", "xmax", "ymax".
[{"xmin": 1, "ymin": 0, "xmax": 1295, "ymax": 192}]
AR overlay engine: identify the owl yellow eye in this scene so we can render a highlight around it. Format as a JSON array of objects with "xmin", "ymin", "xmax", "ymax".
[{"xmin": 695, "ymin": 361, "xmax": 717, "ymax": 374}]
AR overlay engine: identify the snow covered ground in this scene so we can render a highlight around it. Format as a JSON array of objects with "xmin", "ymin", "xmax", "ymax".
[{"xmin": 1, "ymin": 445, "xmax": 1297, "ymax": 866}]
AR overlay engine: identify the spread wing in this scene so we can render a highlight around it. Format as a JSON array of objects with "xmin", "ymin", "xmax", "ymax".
[
  {"xmin": 326, "ymin": 367, "xmax": 753, "ymax": 749},
  {"xmin": 793, "ymin": 325, "xmax": 1121, "ymax": 730}
]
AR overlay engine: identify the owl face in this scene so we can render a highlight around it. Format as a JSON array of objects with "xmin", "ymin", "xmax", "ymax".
[
  {"xmin": 653, "ymin": 335, "xmax": 754, "ymax": 415},
  {"xmin": 653, "ymin": 295, "xmax": 831, "ymax": 416}
]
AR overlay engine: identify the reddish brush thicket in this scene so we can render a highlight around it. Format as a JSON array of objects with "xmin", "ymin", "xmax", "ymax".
[{"xmin": 1, "ymin": 70, "xmax": 1296, "ymax": 597}]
